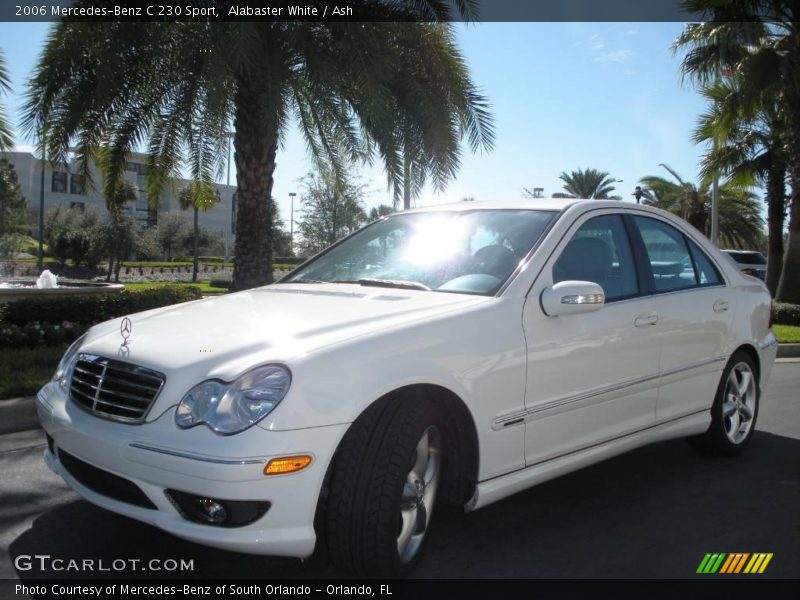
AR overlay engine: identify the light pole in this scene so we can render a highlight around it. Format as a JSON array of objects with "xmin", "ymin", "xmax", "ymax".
[
  {"xmin": 288, "ymin": 192, "xmax": 297, "ymax": 253},
  {"xmin": 633, "ymin": 186, "xmax": 644, "ymax": 204},
  {"xmin": 37, "ymin": 147, "xmax": 46, "ymax": 269}
]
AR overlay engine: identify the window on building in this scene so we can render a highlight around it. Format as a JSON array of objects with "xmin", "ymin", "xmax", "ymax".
[
  {"xmin": 70, "ymin": 174, "xmax": 86, "ymax": 195},
  {"xmin": 51, "ymin": 171, "xmax": 68, "ymax": 193},
  {"xmin": 125, "ymin": 162, "xmax": 143, "ymax": 173}
]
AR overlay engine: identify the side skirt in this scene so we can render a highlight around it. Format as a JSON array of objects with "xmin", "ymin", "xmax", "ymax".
[{"xmin": 466, "ymin": 411, "xmax": 710, "ymax": 512}]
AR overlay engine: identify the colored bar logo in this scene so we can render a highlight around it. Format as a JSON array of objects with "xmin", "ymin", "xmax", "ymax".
[{"xmin": 697, "ymin": 553, "xmax": 773, "ymax": 574}]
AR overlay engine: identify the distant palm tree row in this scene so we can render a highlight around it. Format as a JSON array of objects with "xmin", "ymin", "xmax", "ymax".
[
  {"xmin": 526, "ymin": 165, "xmax": 764, "ymax": 252},
  {"xmin": 525, "ymin": 168, "xmax": 622, "ymax": 200}
]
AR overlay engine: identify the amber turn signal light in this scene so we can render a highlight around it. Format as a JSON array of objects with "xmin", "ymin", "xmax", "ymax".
[{"xmin": 263, "ymin": 455, "xmax": 312, "ymax": 475}]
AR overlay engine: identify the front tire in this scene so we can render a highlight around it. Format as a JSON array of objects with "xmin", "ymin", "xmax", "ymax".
[
  {"xmin": 325, "ymin": 395, "xmax": 443, "ymax": 576},
  {"xmin": 688, "ymin": 351, "xmax": 759, "ymax": 455}
]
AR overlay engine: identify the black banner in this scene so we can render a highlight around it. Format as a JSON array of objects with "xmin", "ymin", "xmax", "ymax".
[
  {"xmin": 1, "ymin": 0, "xmax": 708, "ymax": 24},
  {"xmin": 2, "ymin": 579, "xmax": 800, "ymax": 600}
]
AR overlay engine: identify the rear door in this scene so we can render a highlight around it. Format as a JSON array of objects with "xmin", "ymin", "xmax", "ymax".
[{"xmin": 630, "ymin": 216, "xmax": 733, "ymax": 421}]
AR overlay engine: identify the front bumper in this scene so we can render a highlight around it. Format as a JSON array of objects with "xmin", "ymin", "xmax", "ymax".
[{"xmin": 37, "ymin": 382, "xmax": 348, "ymax": 558}]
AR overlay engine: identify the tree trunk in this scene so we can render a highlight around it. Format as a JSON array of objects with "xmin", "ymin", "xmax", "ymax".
[
  {"xmin": 765, "ymin": 162, "xmax": 786, "ymax": 296},
  {"xmin": 192, "ymin": 205, "xmax": 199, "ymax": 283},
  {"xmin": 231, "ymin": 72, "xmax": 278, "ymax": 291},
  {"xmin": 106, "ymin": 255, "xmax": 113, "ymax": 282},
  {"xmin": 776, "ymin": 117, "xmax": 800, "ymax": 303}
]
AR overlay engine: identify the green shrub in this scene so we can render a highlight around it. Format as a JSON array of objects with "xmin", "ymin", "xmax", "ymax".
[
  {"xmin": 208, "ymin": 279, "xmax": 232, "ymax": 290},
  {"xmin": 773, "ymin": 302, "xmax": 800, "ymax": 327},
  {"xmin": 0, "ymin": 286, "xmax": 202, "ymax": 347}
]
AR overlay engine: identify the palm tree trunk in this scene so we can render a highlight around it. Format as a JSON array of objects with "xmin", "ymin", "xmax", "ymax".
[
  {"xmin": 765, "ymin": 163, "xmax": 786, "ymax": 296},
  {"xmin": 776, "ymin": 118, "xmax": 800, "ymax": 303},
  {"xmin": 192, "ymin": 205, "xmax": 199, "ymax": 283},
  {"xmin": 231, "ymin": 73, "xmax": 277, "ymax": 291}
]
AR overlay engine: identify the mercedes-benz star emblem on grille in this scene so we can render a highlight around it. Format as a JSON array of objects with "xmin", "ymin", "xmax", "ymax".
[{"xmin": 120, "ymin": 317, "xmax": 132, "ymax": 345}]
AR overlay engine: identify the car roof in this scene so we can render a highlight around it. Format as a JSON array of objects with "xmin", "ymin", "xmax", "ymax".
[{"xmin": 404, "ymin": 198, "xmax": 633, "ymax": 213}]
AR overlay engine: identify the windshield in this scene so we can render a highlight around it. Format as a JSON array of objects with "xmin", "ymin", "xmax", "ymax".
[{"xmin": 282, "ymin": 209, "xmax": 556, "ymax": 295}]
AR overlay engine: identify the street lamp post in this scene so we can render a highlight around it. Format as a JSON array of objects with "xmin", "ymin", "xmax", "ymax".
[
  {"xmin": 633, "ymin": 186, "xmax": 643, "ymax": 204},
  {"xmin": 288, "ymin": 192, "xmax": 297, "ymax": 252},
  {"xmin": 38, "ymin": 149, "xmax": 45, "ymax": 269}
]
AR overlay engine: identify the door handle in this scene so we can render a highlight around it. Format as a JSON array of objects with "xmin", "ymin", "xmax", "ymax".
[
  {"xmin": 713, "ymin": 300, "xmax": 729, "ymax": 313},
  {"xmin": 634, "ymin": 312, "xmax": 659, "ymax": 327}
]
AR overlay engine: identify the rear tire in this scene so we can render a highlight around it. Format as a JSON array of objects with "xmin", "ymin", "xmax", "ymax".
[
  {"xmin": 688, "ymin": 351, "xmax": 759, "ymax": 455},
  {"xmin": 326, "ymin": 395, "xmax": 443, "ymax": 577}
]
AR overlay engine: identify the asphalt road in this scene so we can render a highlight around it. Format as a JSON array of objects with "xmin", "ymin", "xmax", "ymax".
[{"xmin": 1, "ymin": 362, "xmax": 798, "ymax": 580}]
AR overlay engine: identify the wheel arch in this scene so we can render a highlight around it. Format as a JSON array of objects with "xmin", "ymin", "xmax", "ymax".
[
  {"xmin": 731, "ymin": 343, "xmax": 760, "ymax": 379},
  {"xmin": 315, "ymin": 383, "xmax": 479, "ymax": 518}
]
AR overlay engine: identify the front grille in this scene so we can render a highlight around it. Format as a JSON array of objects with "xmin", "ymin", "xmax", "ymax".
[
  {"xmin": 58, "ymin": 449, "xmax": 157, "ymax": 510},
  {"xmin": 69, "ymin": 354, "xmax": 165, "ymax": 424}
]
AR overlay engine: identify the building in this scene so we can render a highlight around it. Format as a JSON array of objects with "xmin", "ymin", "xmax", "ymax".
[{"xmin": 1, "ymin": 150, "xmax": 237, "ymax": 253}]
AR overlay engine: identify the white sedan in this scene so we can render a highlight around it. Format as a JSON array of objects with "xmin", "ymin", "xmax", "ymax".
[{"xmin": 37, "ymin": 199, "xmax": 777, "ymax": 576}]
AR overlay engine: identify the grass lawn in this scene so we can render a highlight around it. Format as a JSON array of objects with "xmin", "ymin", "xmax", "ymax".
[
  {"xmin": 773, "ymin": 324, "xmax": 800, "ymax": 343},
  {"xmin": 120, "ymin": 281, "xmax": 229, "ymax": 294},
  {"xmin": 0, "ymin": 345, "xmax": 66, "ymax": 399}
]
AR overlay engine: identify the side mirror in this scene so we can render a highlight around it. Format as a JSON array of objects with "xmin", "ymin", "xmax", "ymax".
[{"xmin": 541, "ymin": 280, "xmax": 605, "ymax": 317}]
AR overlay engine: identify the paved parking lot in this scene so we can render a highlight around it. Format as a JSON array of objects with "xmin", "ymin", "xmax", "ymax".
[{"xmin": 1, "ymin": 362, "xmax": 798, "ymax": 580}]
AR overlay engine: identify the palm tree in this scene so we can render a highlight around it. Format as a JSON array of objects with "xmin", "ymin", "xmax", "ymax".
[
  {"xmin": 674, "ymin": 1, "xmax": 800, "ymax": 301},
  {"xmin": 178, "ymin": 180, "xmax": 219, "ymax": 283},
  {"xmin": 103, "ymin": 179, "xmax": 137, "ymax": 282},
  {"xmin": 22, "ymin": 8, "xmax": 494, "ymax": 291},
  {"xmin": 0, "ymin": 49, "xmax": 13, "ymax": 150},
  {"xmin": 548, "ymin": 168, "xmax": 622, "ymax": 199},
  {"xmin": 693, "ymin": 80, "xmax": 788, "ymax": 294},
  {"xmin": 639, "ymin": 164, "xmax": 763, "ymax": 249}
]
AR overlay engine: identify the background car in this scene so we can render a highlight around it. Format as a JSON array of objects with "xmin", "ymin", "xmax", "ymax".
[{"xmin": 721, "ymin": 249, "xmax": 767, "ymax": 281}]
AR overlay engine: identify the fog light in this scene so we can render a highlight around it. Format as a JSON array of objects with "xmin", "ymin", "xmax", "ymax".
[
  {"xmin": 264, "ymin": 455, "xmax": 312, "ymax": 475},
  {"xmin": 165, "ymin": 489, "xmax": 270, "ymax": 527},
  {"xmin": 198, "ymin": 499, "xmax": 227, "ymax": 524}
]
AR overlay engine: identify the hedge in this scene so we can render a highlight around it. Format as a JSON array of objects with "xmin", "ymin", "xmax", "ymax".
[
  {"xmin": 773, "ymin": 302, "xmax": 800, "ymax": 327},
  {"xmin": 0, "ymin": 286, "xmax": 202, "ymax": 332}
]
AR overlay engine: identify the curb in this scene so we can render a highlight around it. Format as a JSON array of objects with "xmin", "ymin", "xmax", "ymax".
[{"xmin": 776, "ymin": 343, "xmax": 800, "ymax": 358}]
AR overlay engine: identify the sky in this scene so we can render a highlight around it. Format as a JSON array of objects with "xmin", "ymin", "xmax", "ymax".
[{"xmin": 0, "ymin": 21, "xmax": 714, "ymax": 227}]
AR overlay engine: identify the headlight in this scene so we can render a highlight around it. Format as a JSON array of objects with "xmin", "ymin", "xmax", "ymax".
[
  {"xmin": 53, "ymin": 333, "xmax": 87, "ymax": 388},
  {"xmin": 175, "ymin": 364, "xmax": 291, "ymax": 435}
]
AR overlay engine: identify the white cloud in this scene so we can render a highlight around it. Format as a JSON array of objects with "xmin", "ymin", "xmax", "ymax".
[
  {"xmin": 625, "ymin": 29, "xmax": 640, "ymax": 36},
  {"xmin": 592, "ymin": 49, "xmax": 631, "ymax": 63}
]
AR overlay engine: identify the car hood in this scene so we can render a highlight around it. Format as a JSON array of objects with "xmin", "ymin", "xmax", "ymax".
[{"xmin": 80, "ymin": 282, "xmax": 489, "ymax": 387}]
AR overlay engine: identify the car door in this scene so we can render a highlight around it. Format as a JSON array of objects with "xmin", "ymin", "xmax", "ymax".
[
  {"xmin": 523, "ymin": 211, "xmax": 660, "ymax": 466},
  {"xmin": 630, "ymin": 216, "xmax": 734, "ymax": 422}
]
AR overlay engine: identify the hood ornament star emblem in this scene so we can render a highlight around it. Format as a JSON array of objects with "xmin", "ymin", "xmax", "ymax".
[{"xmin": 120, "ymin": 317, "xmax": 133, "ymax": 346}]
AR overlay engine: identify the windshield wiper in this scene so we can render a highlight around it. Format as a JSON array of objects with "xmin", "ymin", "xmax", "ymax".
[{"xmin": 357, "ymin": 278, "xmax": 431, "ymax": 291}]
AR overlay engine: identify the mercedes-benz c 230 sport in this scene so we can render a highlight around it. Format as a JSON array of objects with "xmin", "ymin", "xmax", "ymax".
[{"xmin": 37, "ymin": 199, "xmax": 777, "ymax": 576}]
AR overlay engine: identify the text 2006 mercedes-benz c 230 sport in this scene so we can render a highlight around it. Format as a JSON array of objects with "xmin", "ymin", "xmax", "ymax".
[{"xmin": 37, "ymin": 199, "xmax": 777, "ymax": 576}]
